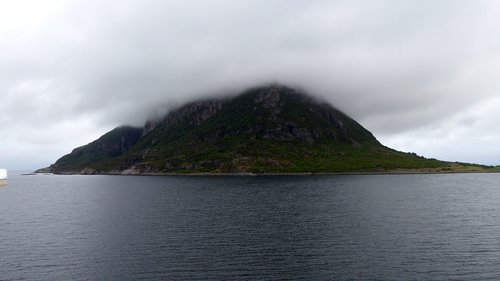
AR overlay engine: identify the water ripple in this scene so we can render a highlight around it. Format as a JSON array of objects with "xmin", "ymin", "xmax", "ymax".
[{"xmin": 1, "ymin": 173, "xmax": 500, "ymax": 280}]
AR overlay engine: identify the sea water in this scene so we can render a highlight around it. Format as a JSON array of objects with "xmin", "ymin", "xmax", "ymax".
[{"xmin": 1, "ymin": 172, "xmax": 500, "ymax": 280}]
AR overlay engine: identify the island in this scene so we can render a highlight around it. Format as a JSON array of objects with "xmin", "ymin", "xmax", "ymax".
[{"xmin": 37, "ymin": 84, "xmax": 499, "ymax": 175}]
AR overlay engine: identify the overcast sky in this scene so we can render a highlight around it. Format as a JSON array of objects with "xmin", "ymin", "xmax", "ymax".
[{"xmin": 2, "ymin": 0, "xmax": 500, "ymax": 170}]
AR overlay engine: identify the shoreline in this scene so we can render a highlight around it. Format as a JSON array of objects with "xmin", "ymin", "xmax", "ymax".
[{"xmin": 34, "ymin": 169, "xmax": 500, "ymax": 177}]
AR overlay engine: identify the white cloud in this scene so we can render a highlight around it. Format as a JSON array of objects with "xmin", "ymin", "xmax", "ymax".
[
  {"xmin": 378, "ymin": 98, "xmax": 500, "ymax": 165},
  {"xmin": 1, "ymin": 0, "xmax": 500, "ymax": 169}
]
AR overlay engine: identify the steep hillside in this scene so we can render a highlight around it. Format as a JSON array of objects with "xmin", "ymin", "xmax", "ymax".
[
  {"xmin": 42, "ymin": 84, "xmax": 460, "ymax": 174},
  {"xmin": 47, "ymin": 126, "xmax": 142, "ymax": 173}
]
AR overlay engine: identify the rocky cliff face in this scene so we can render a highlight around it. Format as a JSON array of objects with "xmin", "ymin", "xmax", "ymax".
[
  {"xmin": 140, "ymin": 85, "xmax": 375, "ymax": 146},
  {"xmin": 143, "ymin": 100, "xmax": 225, "ymax": 136},
  {"xmin": 43, "ymin": 84, "xmax": 447, "ymax": 174},
  {"xmin": 45, "ymin": 126, "xmax": 143, "ymax": 173}
]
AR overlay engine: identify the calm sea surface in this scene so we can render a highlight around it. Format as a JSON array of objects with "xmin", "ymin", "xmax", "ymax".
[{"xmin": 1, "ymin": 172, "xmax": 500, "ymax": 280}]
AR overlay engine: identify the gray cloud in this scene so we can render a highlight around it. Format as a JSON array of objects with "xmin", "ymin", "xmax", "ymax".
[{"xmin": 1, "ymin": 0, "xmax": 500, "ymax": 169}]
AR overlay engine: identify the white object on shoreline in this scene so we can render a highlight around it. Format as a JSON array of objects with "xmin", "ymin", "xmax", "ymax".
[{"xmin": 0, "ymin": 169, "xmax": 7, "ymax": 180}]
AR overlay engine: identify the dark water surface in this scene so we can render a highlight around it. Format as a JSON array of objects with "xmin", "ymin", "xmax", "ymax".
[{"xmin": 1, "ymin": 172, "xmax": 500, "ymax": 280}]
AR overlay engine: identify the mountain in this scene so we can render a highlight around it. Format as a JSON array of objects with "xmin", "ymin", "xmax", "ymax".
[
  {"xmin": 49, "ymin": 126, "xmax": 143, "ymax": 173},
  {"xmin": 41, "ymin": 84, "xmax": 474, "ymax": 175}
]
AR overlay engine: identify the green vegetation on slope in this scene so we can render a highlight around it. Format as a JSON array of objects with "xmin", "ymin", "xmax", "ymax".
[
  {"xmin": 47, "ymin": 84, "xmax": 494, "ymax": 174},
  {"xmin": 51, "ymin": 126, "xmax": 142, "ymax": 172}
]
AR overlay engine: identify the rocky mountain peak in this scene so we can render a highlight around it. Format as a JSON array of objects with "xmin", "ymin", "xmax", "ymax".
[{"xmin": 41, "ymin": 84, "xmax": 450, "ymax": 174}]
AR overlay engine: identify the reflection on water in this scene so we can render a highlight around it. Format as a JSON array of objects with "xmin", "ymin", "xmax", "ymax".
[{"xmin": 1, "ymin": 173, "xmax": 500, "ymax": 280}]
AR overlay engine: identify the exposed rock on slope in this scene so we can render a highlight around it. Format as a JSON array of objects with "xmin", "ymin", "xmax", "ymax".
[
  {"xmin": 42, "ymin": 84, "xmax": 449, "ymax": 174},
  {"xmin": 44, "ymin": 126, "xmax": 142, "ymax": 173}
]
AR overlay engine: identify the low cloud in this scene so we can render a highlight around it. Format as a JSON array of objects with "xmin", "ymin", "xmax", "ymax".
[{"xmin": 2, "ymin": 0, "xmax": 500, "ymax": 169}]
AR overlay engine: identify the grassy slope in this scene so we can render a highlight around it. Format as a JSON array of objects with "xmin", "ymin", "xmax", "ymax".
[
  {"xmin": 92, "ymin": 135, "xmax": 498, "ymax": 174},
  {"xmin": 53, "ymin": 126, "xmax": 142, "ymax": 172},
  {"xmin": 89, "ymin": 90, "xmax": 461, "ymax": 173},
  {"xmin": 54, "ymin": 86, "xmax": 498, "ymax": 174}
]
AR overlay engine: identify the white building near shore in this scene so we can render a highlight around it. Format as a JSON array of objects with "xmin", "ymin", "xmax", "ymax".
[{"xmin": 0, "ymin": 169, "xmax": 7, "ymax": 180}]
